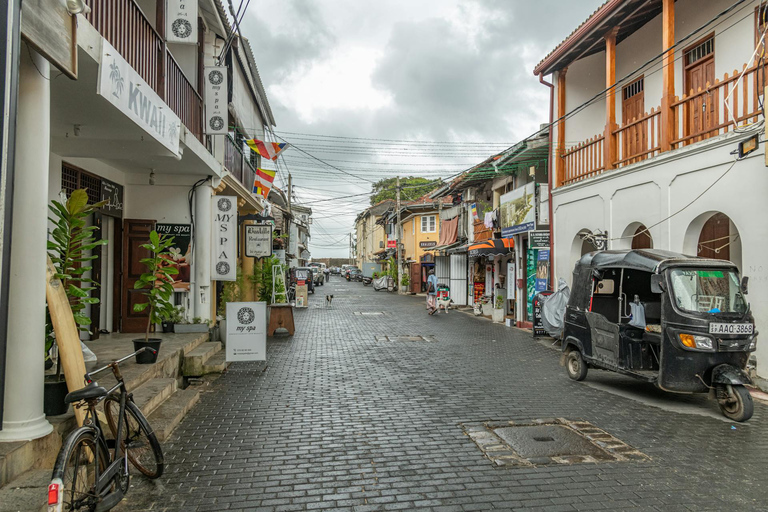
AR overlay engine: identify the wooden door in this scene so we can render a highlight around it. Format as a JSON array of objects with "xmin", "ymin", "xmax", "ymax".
[
  {"xmin": 410, "ymin": 262, "xmax": 420, "ymax": 294},
  {"xmin": 697, "ymin": 213, "xmax": 730, "ymax": 261},
  {"xmin": 622, "ymin": 79, "xmax": 646, "ymax": 163},
  {"xmin": 122, "ymin": 219, "xmax": 156, "ymax": 333},
  {"xmin": 684, "ymin": 38, "xmax": 715, "ymax": 142},
  {"xmin": 631, "ymin": 225, "xmax": 653, "ymax": 250}
]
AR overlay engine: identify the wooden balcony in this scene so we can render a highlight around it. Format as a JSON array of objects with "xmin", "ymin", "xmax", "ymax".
[
  {"xmin": 561, "ymin": 63, "xmax": 762, "ymax": 186},
  {"xmin": 224, "ymin": 135, "xmax": 257, "ymax": 191},
  {"xmin": 473, "ymin": 219, "xmax": 493, "ymax": 242},
  {"xmin": 85, "ymin": 0, "xmax": 203, "ymax": 142}
]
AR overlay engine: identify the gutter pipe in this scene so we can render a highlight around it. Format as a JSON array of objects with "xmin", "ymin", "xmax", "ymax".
[{"xmin": 539, "ymin": 73, "xmax": 556, "ymax": 290}]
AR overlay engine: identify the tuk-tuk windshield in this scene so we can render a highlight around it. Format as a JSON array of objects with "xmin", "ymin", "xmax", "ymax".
[{"xmin": 669, "ymin": 268, "xmax": 747, "ymax": 314}]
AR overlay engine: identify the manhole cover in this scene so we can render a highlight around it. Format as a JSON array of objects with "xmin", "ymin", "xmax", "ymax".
[
  {"xmin": 374, "ymin": 335, "xmax": 437, "ymax": 343},
  {"xmin": 462, "ymin": 419, "xmax": 649, "ymax": 467},
  {"xmin": 354, "ymin": 311, "xmax": 387, "ymax": 316}
]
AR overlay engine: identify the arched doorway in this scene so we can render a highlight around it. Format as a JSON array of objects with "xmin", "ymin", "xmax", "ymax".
[
  {"xmin": 631, "ymin": 224, "xmax": 653, "ymax": 249},
  {"xmin": 683, "ymin": 212, "xmax": 742, "ymax": 270},
  {"xmin": 570, "ymin": 230, "xmax": 595, "ymax": 270}
]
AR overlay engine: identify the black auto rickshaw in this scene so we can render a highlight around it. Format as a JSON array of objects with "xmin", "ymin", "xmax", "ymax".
[{"xmin": 561, "ymin": 249, "xmax": 757, "ymax": 421}]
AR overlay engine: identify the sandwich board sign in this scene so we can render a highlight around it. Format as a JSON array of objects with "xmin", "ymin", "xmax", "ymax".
[{"xmin": 225, "ymin": 302, "xmax": 267, "ymax": 362}]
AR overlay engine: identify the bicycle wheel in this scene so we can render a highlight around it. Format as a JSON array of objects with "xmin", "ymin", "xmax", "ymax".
[
  {"xmin": 51, "ymin": 428, "xmax": 109, "ymax": 511},
  {"xmin": 104, "ymin": 395, "xmax": 164, "ymax": 478}
]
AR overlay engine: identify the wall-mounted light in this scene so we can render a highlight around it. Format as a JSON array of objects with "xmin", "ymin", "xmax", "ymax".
[
  {"xmin": 738, "ymin": 134, "xmax": 759, "ymax": 159},
  {"xmin": 73, "ymin": 124, "xmax": 81, "ymax": 137},
  {"xmin": 66, "ymin": 0, "xmax": 91, "ymax": 15},
  {"xmin": 529, "ymin": 166, "xmax": 536, "ymax": 177},
  {"xmin": 149, "ymin": 169, "xmax": 156, "ymax": 185}
]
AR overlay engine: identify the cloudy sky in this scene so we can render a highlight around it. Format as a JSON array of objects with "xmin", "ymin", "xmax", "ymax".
[{"xmin": 240, "ymin": 0, "xmax": 605, "ymax": 258}]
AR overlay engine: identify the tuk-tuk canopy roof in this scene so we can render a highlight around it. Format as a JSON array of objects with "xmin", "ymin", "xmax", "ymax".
[{"xmin": 577, "ymin": 249, "xmax": 739, "ymax": 273}]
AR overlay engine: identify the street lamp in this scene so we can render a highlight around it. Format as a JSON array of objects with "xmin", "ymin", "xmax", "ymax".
[{"xmin": 66, "ymin": 0, "xmax": 91, "ymax": 14}]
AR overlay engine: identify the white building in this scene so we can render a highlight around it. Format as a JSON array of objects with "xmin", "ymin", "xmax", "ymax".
[{"xmin": 535, "ymin": 0, "xmax": 768, "ymax": 383}]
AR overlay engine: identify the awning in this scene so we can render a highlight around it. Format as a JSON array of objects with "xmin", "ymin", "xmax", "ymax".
[
  {"xmin": 468, "ymin": 238, "xmax": 514, "ymax": 258},
  {"xmin": 432, "ymin": 240, "xmax": 463, "ymax": 254}
]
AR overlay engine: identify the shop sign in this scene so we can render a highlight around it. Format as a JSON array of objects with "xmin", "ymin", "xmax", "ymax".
[
  {"xmin": 533, "ymin": 291, "xmax": 553, "ymax": 337},
  {"xmin": 273, "ymin": 249, "xmax": 286, "ymax": 265},
  {"xmin": 529, "ymin": 230, "xmax": 550, "ymax": 249},
  {"xmin": 156, "ymin": 223, "xmax": 192, "ymax": 290},
  {"xmin": 499, "ymin": 182, "xmax": 535, "ymax": 238},
  {"xmin": 166, "ymin": 0, "xmax": 198, "ymax": 44},
  {"xmin": 204, "ymin": 66, "xmax": 227, "ymax": 134},
  {"xmin": 419, "ymin": 241, "xmax": 437, "ymax": 248},
  {"xmin": 225, "ymin": 302, "xmax": 266, "ymax": 362},
  {"xmin": 507, "ymin": 261, "xmax": 516, "ymax": 300},
  {"xmin": 245, "ymin": 224, "xmax": 273, "ymax": 258},
  {"xmin": 99, "ymin": 179, "xmax": 123, "ymax": 218},
  {"xmin": 536, "ymin": 250, "xmax": 550, "ymax": 293},
  {"xmin": 387, "ymin": 240, "xmax": 396, "ymax": 248},
  {"xmin": 212, "ymin": 196, "xmax": 237, "ymax": 281},
  {"xmin": 97, "ymin": 40, "xmax": 181, "ymax": 155}
]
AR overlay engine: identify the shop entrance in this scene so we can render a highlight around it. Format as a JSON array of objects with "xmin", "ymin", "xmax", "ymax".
[{"xmin": 122, "ymin": 219, "xmax": 156, "ymax": 333}]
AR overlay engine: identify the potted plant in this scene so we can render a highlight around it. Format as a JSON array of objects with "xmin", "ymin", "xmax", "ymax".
[
  {"xmin": 492, "ymin": 294, "xmax": 505, "ymax": 323},
  {"xmin": 174, "ymin": 316, "xmax": 210, "ymax": 334},
  {"xmin": 400, "ymin": 273, "xmax": 410, "ymax": 293},
  {"xmin": 45, "ymin": 189, "xmax": 107, "ymax": 416},
  {"xmin": 163, "ymin": 306, "xmax": 185, "ymax": 333},
  {"xmin": 218, "ymin": 265, "xmax": 244, "ymax": 343},
  {"xmin": 132, "ymin": 231, "xmax": 178, "ymax": 364},
  {"xmin": 481, "ymin": 296, "xmax": 493, "ymax": 317}
]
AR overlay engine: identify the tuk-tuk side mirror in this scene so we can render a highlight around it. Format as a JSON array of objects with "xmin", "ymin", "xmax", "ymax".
[
  {"xmin": 650, "ymin": 274, "xmax": 665, "ymax": 294},
  {"xmin": 741, "ymin": 276, "xmax": 749, "ymax": 295}
]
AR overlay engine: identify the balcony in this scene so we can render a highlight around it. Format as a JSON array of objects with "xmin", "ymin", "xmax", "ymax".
[
  {"xmin": 85, "ymin": 0, "xmax": 203, "ymax": 142},
  {"xmin": 225, "ymin": 135, "xmax": 257, "ymax": 191},
  {"xmin": 473, "ymin": 219, "xmax": 493, "ymax": 242},
  {"xmin": 561, "ymin": 63, "xmax": 761, "ymax": 187}
]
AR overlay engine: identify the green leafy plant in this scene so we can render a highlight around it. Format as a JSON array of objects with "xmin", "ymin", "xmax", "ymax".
[
  {"xmin": 133, "ymin": 231, "xmax": 178, "ymax": 343},
  {"xmin": 386, "ymin": 257, "xmax": 398, "ymax": 279},
  {"xmin": 401, "ymin": 273, "xmax": 410, "ymax": 286},
  {"xmin": 373, "ymin": 272, "xmax": 379, "ymax": 279},
  {"xmin": 218, "ymin": 265, "xmax": 245, "ymax": 318},
  {"xmin": 495, "ymin": 294, "xmax": 504, "ymax": 309},
  {"xmin": 46, "ymin": 189, "xmax": 108, "ymax": 363},
  {"xmin": 251, "ymin": 256, "xmax": 286, "ymax": 305},
  {"xmin": 168, "ymin": 307, "xmax": 185, "ymax": 324}
]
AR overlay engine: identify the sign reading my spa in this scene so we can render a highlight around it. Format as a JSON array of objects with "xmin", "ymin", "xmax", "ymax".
[
  {"xmin": 212, "ymin": 196, "xmax": 237, "ymax": 281},
  {"xmin": 166, "ymin": 0, "xmax": 198, "ymax": 44},
  {"xmin": 204, "ymin": 66, "xmax": 228, "ymax": 135},
  {"xmin": 97, "ymin": 40, "xmax": 181, "ymax": 155}
]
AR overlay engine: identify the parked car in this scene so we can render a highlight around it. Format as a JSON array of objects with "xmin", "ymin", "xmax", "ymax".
[
  {"xmin": 344, "ymin": 265, "xmax": 360, "ymax": 278},
  {"xmin": 347, "ymin": 268, "xmax": 363, "ymax": 282}
]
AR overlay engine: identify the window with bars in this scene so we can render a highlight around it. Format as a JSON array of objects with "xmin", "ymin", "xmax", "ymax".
[
  {"xmin": 684, "ymin": 37, "xmax": 714, "ymax": 66},
  {"xmin": 61, "ymin": 163, "xmax": 101, "ymax": 204},
  {"xmin": 623, "ymin": 78, "xmax": 644, "ymax": 100}
]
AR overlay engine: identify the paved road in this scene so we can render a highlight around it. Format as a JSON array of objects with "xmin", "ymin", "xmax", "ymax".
[{"xmin": 125, "ymin": 277, "xmax": 768, "ymax": 511}]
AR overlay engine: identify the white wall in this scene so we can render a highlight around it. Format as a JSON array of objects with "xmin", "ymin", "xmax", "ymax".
[
  {"xmin": 232, "ymin": 61, "xmax": 264, "ymax": 140},
  {"xmin": 563, "ymin": 52, "xmax": 605, "ymax": 145}
]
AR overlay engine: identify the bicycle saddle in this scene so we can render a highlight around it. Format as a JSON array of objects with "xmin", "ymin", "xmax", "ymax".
[{"xmin": 65, "ymin": 381, "xmax": 108, "ymax": 404}]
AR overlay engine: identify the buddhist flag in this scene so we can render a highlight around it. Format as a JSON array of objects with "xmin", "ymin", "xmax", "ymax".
[
  {"xmin": 253, "ymin": 168, "xmax": 276, "ymax": 198},
  {"xmin": 246, "ymin": 139, "xmax": 290, "ymax": 160},
  {"xmin": 470, "ymin": 203, "xmax": 479, "ymax": 221}
]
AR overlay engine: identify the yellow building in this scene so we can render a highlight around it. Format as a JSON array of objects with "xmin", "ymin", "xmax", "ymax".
[
  {"xmin": 396, "ymin": 198, "xmax": 448, "ymax": 292},
  {"xmin": 354, "ymin": 200, "xmax": 394, "ymax": 268}
]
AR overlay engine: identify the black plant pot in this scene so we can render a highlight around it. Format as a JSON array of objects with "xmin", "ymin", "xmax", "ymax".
[
  {"xmin": 44, "ymin": 376, "xmax": 69, "ymax": 416},
  {"xmin": 132, "ymin": 338, "xmax": 162, "ymax": 364},
  {"xmin": 161, "ymin": 321, "xmax": 175, "ymax": 333}
]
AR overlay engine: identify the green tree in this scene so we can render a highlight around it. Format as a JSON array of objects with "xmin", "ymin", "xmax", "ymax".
[{"xmin": 370, "ymin": 176, "xmax": 440, "ymax": 205}]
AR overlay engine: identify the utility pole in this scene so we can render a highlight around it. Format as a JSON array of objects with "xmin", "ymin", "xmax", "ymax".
[
  {"xmin": 396, "ymin": 176, "xmax": 402, "ymax": 294},
  {"xmin": 287, "ymin": 172, "xmax": 292, "ymax": 212}
]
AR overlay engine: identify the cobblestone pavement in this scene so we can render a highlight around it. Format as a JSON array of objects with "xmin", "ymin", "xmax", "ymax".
[{"xmin": 124, "ymin": 278, "xmax": 768, "ymax": 511}]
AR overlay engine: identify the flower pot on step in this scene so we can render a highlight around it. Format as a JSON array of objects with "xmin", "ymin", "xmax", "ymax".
[
  {"xmin": 492, "ymin": 308, "xmax": 505, "ymax": 323},
  {"xmin": 132, "ymin": 338, "xmax": 162, "ymax": 364},
  {"xmin": 481, "ymin": 302, "xmax": 493, "ymax": 317},
  {"xmin": 161, "ymin": 321, "xmax": 175, "ymax": 333},
  {"xmin": 44, "ymin": 375, "xmax": 69, "ymax": 416}
]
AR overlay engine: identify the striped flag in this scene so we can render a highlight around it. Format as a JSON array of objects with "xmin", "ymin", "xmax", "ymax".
[
  {"xmin": 245, "ymin": 139, "xmax": 290, "ymax": 160},
  {"xmin": 253, "ymin": 168, "xmax": 276, "ymax": 198}
]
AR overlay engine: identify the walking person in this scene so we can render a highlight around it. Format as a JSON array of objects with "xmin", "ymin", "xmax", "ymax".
[{"xmin": 426, "ymin": 269, "xmax": 438, "ymax": 315}]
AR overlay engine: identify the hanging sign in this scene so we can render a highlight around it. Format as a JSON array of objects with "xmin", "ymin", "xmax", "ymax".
[
  {"xmin": 156, "ymin": 223, "xmax": 193, "ymax": 290},
  {"xmin": 245, "ymin": 224, "xmax": 273, "ymax": 258},
  {"xmin": 98, "ymin": 40, "xmax": 181, "ymax": 155},
  {"xmin": 529, "ymin": 230, "xmax": 551, "ymax": 249},
  {"xmin": 166, "ymin": 0, "xmax": 198, "ymax": 44},
  {"xmin": 212, "ymin": 196, "xmax": 237, "ymax": 281},
  {"xmin": 204, "ymin": 66, "xmax": 227, "ymax": 134},
  {"xmin": 225, "ymin": 302, "xmax": 266, "ymax": 362},
  {"xmin": 99, "ymin": 179, "xmax": 124, "ymax": 218}
]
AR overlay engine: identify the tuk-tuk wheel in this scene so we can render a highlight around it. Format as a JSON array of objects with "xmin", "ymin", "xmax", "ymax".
[
  {"xmin": 565, "ymin": 349, "xmax": 588, "ymax": 381},
  {"xmin": 717, "ymin": 384, "xmax": 754, "ymax": 422}
]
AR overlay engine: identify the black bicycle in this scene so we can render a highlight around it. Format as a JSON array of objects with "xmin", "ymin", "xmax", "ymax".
[{"xmin": 47, "ymin": 348, "xmax": 164, "ymax": 512}]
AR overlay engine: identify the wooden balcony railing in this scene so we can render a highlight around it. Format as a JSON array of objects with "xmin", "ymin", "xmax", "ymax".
[
  {"xmin": 561, "ymin": 63, "xmax": 763, "ymax": 186},
  {"xmin": 224, "ymin": 135, "xmax": 257, "ymax": 191},
  {"xmin": 473, "ymin": 219, "xmax": 493, "ymax": 242},
  {"xmin": 86, "ymin": 0, "xmax": 204, "ymax": 142},
  {"xmin": 166, "ymin": 52, "xmax": 203, "ymax": 142}
]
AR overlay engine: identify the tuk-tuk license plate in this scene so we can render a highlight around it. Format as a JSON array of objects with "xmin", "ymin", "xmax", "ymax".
[{"xmin": 709, "ymin": 323, "xmax": 754, "ymax": 335}]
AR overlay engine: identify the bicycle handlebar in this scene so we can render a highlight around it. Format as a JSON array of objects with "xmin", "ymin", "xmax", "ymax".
[{"xmin": 86, "ymin": 347, "xmax": 157, "ymax": 382}]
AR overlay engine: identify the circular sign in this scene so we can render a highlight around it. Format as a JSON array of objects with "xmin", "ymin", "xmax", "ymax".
[
  {"xmin": 208, "ymin": 69, "xmax": 224, "ymax": 85},
  {"xmin": 215, "ymin": 261, "xmax": 230, "ymax": 276},
  {"xmin": 237, "ymin": 307, "xmax": 255, "ymax": 325},
  {"xmin": 171, "ymin": 19, "xmax": 193, "ymax": 39},
  {"xmin": 217, "ymin": 198, "xmax": 232, "ymax": 212},
  {"xmin": 209, "ymin": 116, "xmax": 224, "ymax": 131}
]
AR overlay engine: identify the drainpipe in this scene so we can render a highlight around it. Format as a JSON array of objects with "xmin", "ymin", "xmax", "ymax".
[{"xmin": 539, "ymin": 73, "xmax": 555, "ymax": 289}]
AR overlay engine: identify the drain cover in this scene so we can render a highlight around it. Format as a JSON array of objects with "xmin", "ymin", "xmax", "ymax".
[
  {"xmin": 354, "ymin": 311, "xmax": 386, "ymax": 316},
  {"xmin": 374, "ymin": 335, "xmax": 437, "ymax": 343},
  {"xmin": 462, "ymin": 419, "xmax": 649, "ymax": 467}
]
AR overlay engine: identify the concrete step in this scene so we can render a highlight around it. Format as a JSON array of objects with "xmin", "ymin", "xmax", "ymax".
[
  {"xmin": 201, "ymin": 350, "xmax": 228, "ymax": 375},
  {"xmin": 131, "ymin": 378, "xmax": 177, "ymax": 417},
  {"xmin": 182, "ymin": 342, "xmax": 222, "ymax": 376},
  {"xmin": 146, "ymin": 388, "xmax": 200, "ymax": 442},
  {"xmin": 0, "ymin": 469, "xmax": 49, "ymax": 512}
]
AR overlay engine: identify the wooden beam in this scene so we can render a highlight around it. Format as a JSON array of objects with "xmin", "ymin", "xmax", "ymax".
[
  {"xmin": 604, "ymin": 28, "xmax": 619, "ymax": 170},
  {"xmin": 555, "ymin": 68, "xmax": 567, "ymax": 188},
  {"xmin": 660, "ymin": 0, "xmax": 675, "ymax": 151}
]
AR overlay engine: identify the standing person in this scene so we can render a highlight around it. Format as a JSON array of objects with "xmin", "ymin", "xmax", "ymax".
[{"xmin": 426, "ymin": 269, "xmax": 438, "ymax": 315}]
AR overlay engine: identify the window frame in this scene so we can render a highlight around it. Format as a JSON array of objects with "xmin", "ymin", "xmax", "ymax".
[{"xmin": 421, "ymin": 215, "xmax": 436, "ymax": 233}]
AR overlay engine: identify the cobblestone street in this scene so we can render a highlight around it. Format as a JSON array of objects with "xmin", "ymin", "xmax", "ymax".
[{"xmin": 125, "ymin": 278, "xmax": 768, "ymax": 511}]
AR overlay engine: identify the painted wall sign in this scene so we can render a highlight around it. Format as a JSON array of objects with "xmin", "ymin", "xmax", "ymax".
[
  {"xmin": 245, "ymin": 224, "xmax": 273, "ymax": 258},
  {"xmin": 528, "ymin": 230, "xmax": 551, "ymax": 249},
  {"xmin": 156, "ymin": 223, "xmax": 192, "ymax": 290},
  {"xmin": 212, "ymin": 196, "xmax": 237, "ymax": 281},
  {"xmin": 387, "ymin": 240, "xmax": 396, "ymax": 248},
  {"xmin": 166, "ymin": 0, "xmax": 198, "ymax": 44},
  {"xmin": 99, "ymin": 179, "xmax": 124, "ymax": 218},
  {"xmin": 97, "ymin": 40, "xmax": 181, "ymax": 155},
  {"xmin": 225, "ymin": 302, "xmax": 266, "ymax": 362},
  {"xmin": 204, "ymin": 66, "xmax": 227, "ymax": 134},
  {"xmin": 500, "ymin": 182, "xmax": 535, "ymax": 238},
  {"xmin": 419, "ymin": 241, "xmax": 437, "ymax": 248}
]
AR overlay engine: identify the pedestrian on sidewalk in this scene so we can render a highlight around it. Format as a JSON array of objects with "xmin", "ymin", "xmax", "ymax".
[{"xmin": 426, "ymin": 269, "xmax": 438, "ymax": 314}]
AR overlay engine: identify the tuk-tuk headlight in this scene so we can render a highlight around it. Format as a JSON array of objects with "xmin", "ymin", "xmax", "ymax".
[{"xmin": 679, "ymin": 333, "xmax": 714, "ymax": 351}]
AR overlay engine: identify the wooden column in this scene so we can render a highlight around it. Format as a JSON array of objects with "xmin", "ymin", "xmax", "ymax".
[
  {"xmin": 157, "ymin": 0, "xmax": 167, "ymax": 101},
  {"xmin": 604, "ymin": 28, "xmax": 619, "ymax": 170},
  {"xmin": 555, "ymin": 68, "xmax": 567, "ymax": 188},
  {"xmin": 660, "ymin": 0, "xmax": 675, "ymax": 151}
]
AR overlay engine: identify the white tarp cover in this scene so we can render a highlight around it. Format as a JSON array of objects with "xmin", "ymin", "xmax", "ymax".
[{"xmin": 541, "ymin": 278, "xmax": 570, "ymax": 338}]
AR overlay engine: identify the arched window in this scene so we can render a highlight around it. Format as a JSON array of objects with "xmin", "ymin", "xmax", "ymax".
[{"xmin": 631, "ymin": 225, "xmax": 653, "ymax": 249}]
